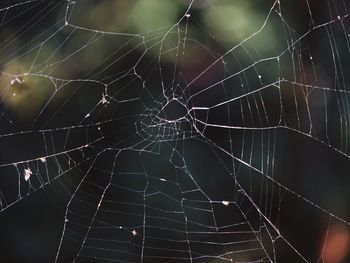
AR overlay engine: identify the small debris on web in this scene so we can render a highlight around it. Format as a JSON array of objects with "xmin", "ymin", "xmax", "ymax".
[{"xmin": 24, "ymin": 168, "xmax": 32, "ymax": 181}]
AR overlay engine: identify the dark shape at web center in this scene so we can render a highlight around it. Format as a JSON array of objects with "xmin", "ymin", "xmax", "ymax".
[{"xmin": 159, "ymin": 99, "xmax": 187, "ymax": 121}]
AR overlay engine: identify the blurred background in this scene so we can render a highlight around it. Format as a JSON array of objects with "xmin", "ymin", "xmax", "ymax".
[{"xmin": 0, "ymin": 0, "xmax": 349, "ymax": 262}]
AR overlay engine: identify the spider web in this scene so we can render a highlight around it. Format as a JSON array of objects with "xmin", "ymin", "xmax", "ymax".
[{"xmin": 0, "ymin": 0, "xmax": 350, "ymax": 262}]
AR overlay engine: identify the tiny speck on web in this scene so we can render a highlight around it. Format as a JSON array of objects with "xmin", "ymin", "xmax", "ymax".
[
  {"xmin": 101, "ymin": 94, "xmax": 109, "ymax": 104},
  {"xmin": 24, "ymin": 168, "xmax": 32, "ymax": 181},
  {"xmin": 222, "ymin": 201, "xmax": 229, "ymax": 206}
]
